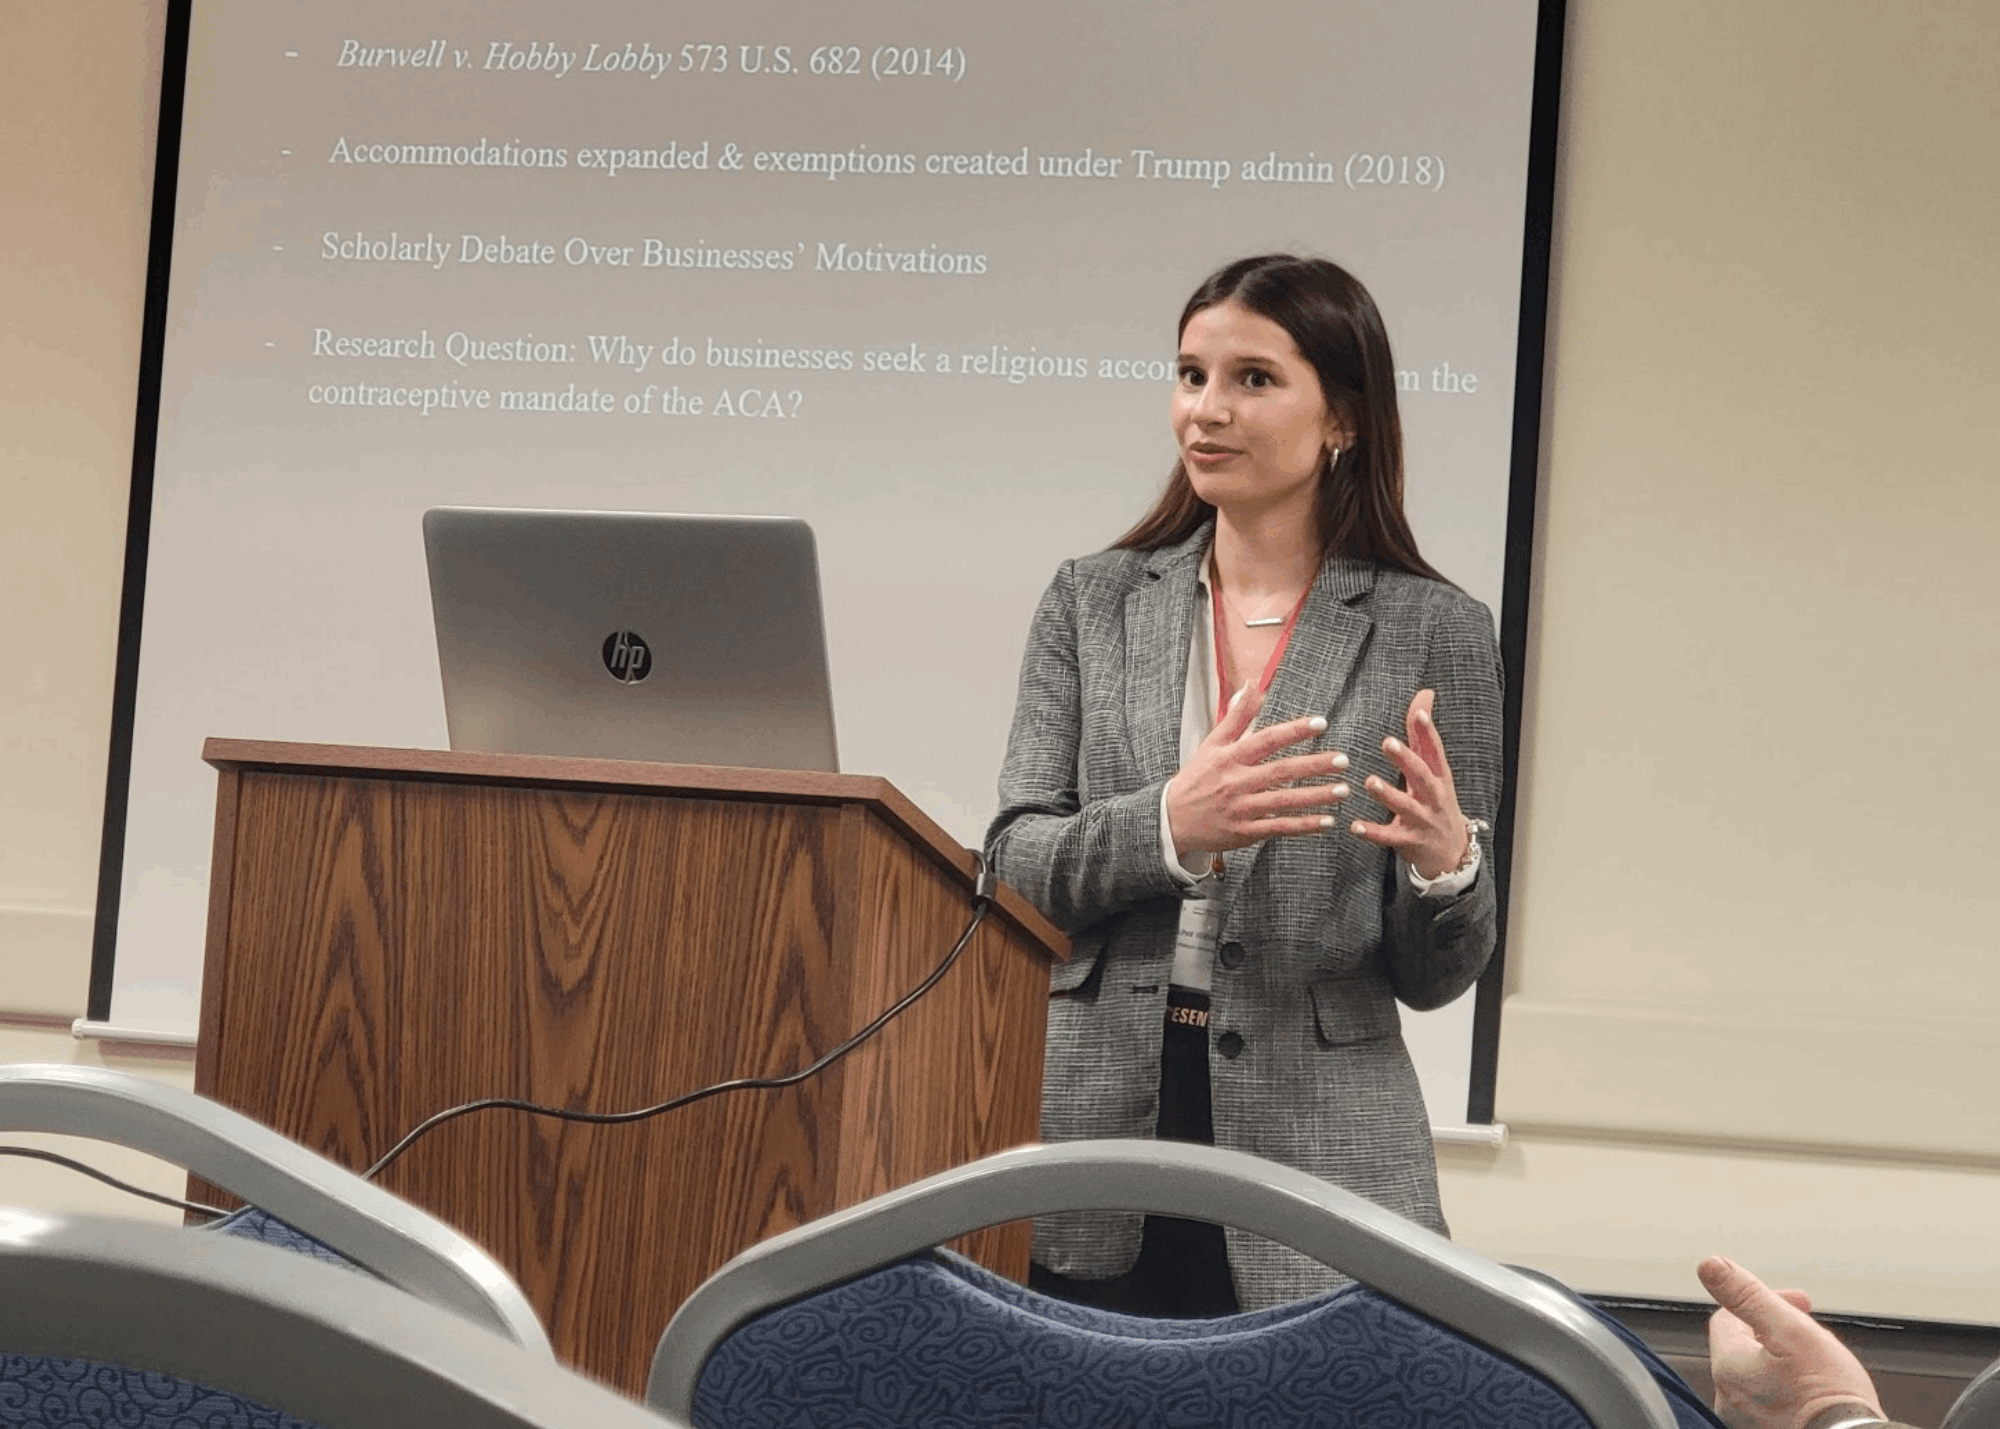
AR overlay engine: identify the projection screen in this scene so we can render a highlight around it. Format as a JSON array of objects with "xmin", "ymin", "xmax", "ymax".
[{"xmin": 90, "ymin": 0, "xmax": 1562, "ymax": 1133}]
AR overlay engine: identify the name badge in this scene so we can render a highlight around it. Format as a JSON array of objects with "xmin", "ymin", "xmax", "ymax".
[{"xmin": 1168, "ymin": 897, "xmax": 1222, "ymax": 992}]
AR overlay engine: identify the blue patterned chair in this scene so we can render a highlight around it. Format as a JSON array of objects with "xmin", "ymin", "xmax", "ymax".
[
  {"xmin": 649, "ymin": 1140, "xmax": 1717, "ymax": 1429},
  {"xmin": 0, "ymin": 1063, "xmax": 558, "ymax": 1428},
  {"xmin": 0, "ymin": 1207, "xmax": 686, "ymax": 1429}
]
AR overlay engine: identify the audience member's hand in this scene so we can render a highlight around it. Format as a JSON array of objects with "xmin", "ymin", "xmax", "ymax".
[{"xmin": 1699, "ymin": 1255, "xmax": 1883, "ymax": 1429}]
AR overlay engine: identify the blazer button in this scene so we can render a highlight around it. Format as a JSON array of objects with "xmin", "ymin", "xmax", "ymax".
[
  {"xmin": 1217, "ymin": 1031, "xmax": 1245, "ymax": 1059},
  {"xmin": 1218, "ymin": 941, "xmax": 1245, "ymax": 970}
]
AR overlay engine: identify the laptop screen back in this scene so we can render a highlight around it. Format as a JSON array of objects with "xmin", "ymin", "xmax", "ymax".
[{"xmin": 423, "ymin": 508, "xmax": 838, "ymax": 772}]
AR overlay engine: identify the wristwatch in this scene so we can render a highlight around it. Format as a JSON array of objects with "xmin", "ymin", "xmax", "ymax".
[
  {"xmin": 1407, "ymin": 816, "xmax": 1489, "ymax": 894},
  {"xmin": 1456, "ymin": 817, "xmax": 1491, "ymax": 876}
]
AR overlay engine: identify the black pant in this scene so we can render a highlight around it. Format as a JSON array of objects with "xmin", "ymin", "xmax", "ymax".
[{"xmin": 1028, "ymin": 989, "xmax": 1239, "ymax": 1318}]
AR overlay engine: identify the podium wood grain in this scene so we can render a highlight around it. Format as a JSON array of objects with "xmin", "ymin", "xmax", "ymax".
[{"xmin": 192, "ymin": 741, "xmax": 1064, "ymax": 1392}]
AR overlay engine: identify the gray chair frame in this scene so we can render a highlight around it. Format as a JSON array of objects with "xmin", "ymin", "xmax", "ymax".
[
  {"xmin": 648, "ymin": 1139, "xmax": 1681, "ymax": 1429},
  {"xmin": 0, "ymin": 1207, "xmax": 683, "ymax": 1429},
  {"xmin": 0, "ymin": 1062, "xmax": 547, "ymax": 1351},
  {"xmin": 1946, "ymin": 1356, "xmax": 2000, "ymax": 1429}
]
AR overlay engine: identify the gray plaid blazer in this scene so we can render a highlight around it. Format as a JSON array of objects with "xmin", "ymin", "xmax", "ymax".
[{"xmin": 985, "ymin": 524, "xmax": 1504, "ymax": 1309}]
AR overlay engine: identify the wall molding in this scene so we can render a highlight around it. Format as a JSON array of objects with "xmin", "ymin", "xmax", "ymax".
[{"xmin": 1497, "ymin": 996, "xmax": 2000, "ymax": 1163}]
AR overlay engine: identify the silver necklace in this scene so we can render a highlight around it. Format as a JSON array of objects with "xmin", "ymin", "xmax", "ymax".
[
  {"xmin": 1216, "ymin": 570, "xmax": 1307, "ymax": 628},
  {"xmin": 1225, "ymin": 589, "xmax": 1298, "ymax": 628}
]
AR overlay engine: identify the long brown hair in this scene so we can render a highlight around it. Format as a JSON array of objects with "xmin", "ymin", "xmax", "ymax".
[{"xmin": 1114, "ymin": 254, "xmax": 1444, "ymax": 582}]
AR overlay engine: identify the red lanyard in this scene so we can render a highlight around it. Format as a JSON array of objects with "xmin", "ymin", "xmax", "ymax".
[{"xmin": 1211, "ymin": 578, "xmax": 1311, "ymax": 721}]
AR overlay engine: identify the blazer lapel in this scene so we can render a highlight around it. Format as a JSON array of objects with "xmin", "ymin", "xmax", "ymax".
[
  {"xmin": 1258, "ymin": 556, "xmax": 1375, "ymax": 728},
  {"xmin": 1123, "ymin": 531, "xmax": 1207, "ymax": 784}
]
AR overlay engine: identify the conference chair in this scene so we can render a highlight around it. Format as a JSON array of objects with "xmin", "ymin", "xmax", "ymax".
[
  {"xmin": 648, "ymin": 1139, "xmax": 1712, "ymax": 1429},
  {"xmin": 0, "ymin": 1207, "xmax": 687, "ymax": 1429},
  {"xmin": 0, "ymin": 1061, "xmax": 545, "ymax": 1349}
]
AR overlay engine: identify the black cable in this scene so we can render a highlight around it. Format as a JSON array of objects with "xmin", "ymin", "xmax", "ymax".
[
  {"xmin": 0, "ymin": 1145, "xmax": 228, "ymax": 1219},
  {"xmin": 361, "ymin": 876, "xmax": 997, "ymax": 1182},
  {"xmin": 0, "ymin": 863, "xmax": 1001, "ymax": 1215}
]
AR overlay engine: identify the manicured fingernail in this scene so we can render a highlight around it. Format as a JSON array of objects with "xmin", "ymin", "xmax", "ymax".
[
  {"xmin": 1365, "ymin": 777, "xmax": 1382, "ymax": 793},
  {"xmin": 1307, "ymin": 716, "xmax": 1327, "ymax": 732},
  {"xmin": 1318, "ymin": 816, "xmax": 1336, "ymax": 829},
  {"xmin": 1385, "ymin": 737, "xmax": 1402, "ymax": 753},
  {"xmin": 1351, "ymin": 820, "xmax": 1366, "ymax": 834},
  {"xmin": 1330, "ymin": 783, "xmax": 1350, "ymax": 799},
  {"xmin": 1330, "ymin": 753, "xmax": 1348, "ymax": 770}
]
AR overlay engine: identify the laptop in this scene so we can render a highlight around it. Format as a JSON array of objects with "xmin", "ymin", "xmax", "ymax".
[{"xmin": 422, "ymin": 508, "xmax": 838, "ymax": 772}]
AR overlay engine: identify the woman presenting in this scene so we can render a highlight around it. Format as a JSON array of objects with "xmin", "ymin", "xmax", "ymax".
[{"xmin": 986, "ymin": 254, "xmax": 1504, "ymax": 1315}]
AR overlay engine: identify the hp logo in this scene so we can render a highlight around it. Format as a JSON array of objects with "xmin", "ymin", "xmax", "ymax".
[{"xmin": 602, "ymin": 631, "xmax": 652, "ymax": 683}]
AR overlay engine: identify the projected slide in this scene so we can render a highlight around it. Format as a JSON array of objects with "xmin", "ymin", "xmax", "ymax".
[{"xmin": 108, "ymin": 0, "xmax": 1544, "ymax": 1125}]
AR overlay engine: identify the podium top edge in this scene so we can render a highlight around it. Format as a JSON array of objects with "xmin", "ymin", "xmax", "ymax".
[
  {"xmin": 205, "ymin": 737, "xmax": 881, "ymax": 800},
  {"xmin": 200, "ymin": 738, "xmax": 1069, "ymax": 960}
]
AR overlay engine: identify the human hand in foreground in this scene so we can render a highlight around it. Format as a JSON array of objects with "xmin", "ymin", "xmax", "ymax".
[
  {"xmin": 1165, "ymin": 679, "xmax": 1348, "ymax": 857},
  {"xmin": 1349, "ymin": 688, "xmax": 1472, "ymax": 881},
  {"xmin": 1699, "ymin": 1254, "xmax": 1884, "ymax": 1429}
]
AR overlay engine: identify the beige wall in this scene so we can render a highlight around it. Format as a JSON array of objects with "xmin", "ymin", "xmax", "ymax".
[
  {"xmin": 4, "ymin": 0, "xmax": 1997, "ymax": 1317},
  {"xmin": 1440, "ymin": 0, "xmax": 2000, "ymax": 1319},
  {"xmin": 1, "ymin": 0, "xmax": 162, "ymax": 1015},
  {"xmin": 0, "ymin": 0, "xmax": 194, "ymax": 1220}
]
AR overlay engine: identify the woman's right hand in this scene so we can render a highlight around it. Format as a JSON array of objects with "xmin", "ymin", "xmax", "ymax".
[{"xmin": 1165, "ymin": 679, "xmax": 1351, "ymax": 857}]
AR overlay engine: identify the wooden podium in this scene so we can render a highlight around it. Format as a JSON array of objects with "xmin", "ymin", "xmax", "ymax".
[{"xmin": 192, "ymin": 740, "xmax": 1066, "ymax": 1392}]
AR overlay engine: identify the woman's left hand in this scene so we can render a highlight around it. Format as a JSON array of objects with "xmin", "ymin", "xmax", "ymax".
[{"xmin": 1348, "ymin": 688, "xmax": 1471, "ymax": 880}]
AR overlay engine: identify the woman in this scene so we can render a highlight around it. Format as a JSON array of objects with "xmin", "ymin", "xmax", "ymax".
[{"xmin": 985, "ymin": 254, "xmax": 1504, "ymax": 1315}]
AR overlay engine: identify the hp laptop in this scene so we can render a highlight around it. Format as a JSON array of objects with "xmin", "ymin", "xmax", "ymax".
[{"xmin": 422, "ymin": 508, "xmax": 838, "ymax": 772}]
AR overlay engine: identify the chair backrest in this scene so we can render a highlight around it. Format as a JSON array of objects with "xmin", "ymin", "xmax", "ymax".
[
  {"xmin": 0, "ymin": 1061, "xmax": 546, "ymax": 1350},
  {"xmin": 648, "ymin": 1139, "xmax": 1688, "ymax": 1429},
  {"xmin": 207, "ymin": 1204, "xmax": 363, "ymax": 1266},
  {"xmin": 0, "ymin": 1208, "xmax": 683, "ymax": 1429},
  {"xmin": 696, "ymin": 1249, "xmax": 1729, "ymax": 1429},
  {"xmin": 1946, "ymin": 1355, "xmax": 2000, "ymax": 1429}
]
